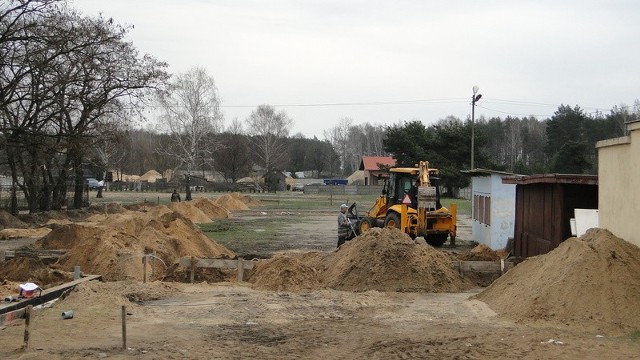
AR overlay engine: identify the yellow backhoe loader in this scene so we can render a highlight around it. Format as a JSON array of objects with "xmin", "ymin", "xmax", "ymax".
[{"xmin": 349, "ymin": 161, "xmax": 456, "ymax": 247}]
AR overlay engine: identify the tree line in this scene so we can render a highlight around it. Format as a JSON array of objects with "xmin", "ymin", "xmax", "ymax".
[{"xmin": 384, "ymin": 104, "xmax": 639, "ymax": 196}]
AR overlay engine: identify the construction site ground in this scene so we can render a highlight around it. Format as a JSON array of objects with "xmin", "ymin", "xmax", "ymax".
[{"xmin": 1, "ymin": 191, "xmax": 639, "ymax": 359}]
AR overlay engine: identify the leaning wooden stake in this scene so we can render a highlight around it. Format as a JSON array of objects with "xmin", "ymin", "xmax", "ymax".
[
  {"xmin": 189, "ymin": 256, "xmax": 196, "ymax": 283},
  {"xmin": 121, "ymin": 305, "xmax": 127, "ymax": 350},
  {"xmin": 22, "ymin": 305, "xmax": 32, "ymax": 350},
  {"xmin": 142, "ymin": 256, "xmax": 147, "ymax": 283},
  {"xmin": 237, "ymin": 258, "xmax": 244, "ymax": 282}
]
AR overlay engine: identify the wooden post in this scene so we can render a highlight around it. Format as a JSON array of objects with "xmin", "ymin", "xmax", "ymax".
[
  {"xmin": 237, "ymin": 258, "xmax": 244, "ymax": 282},
  {"xmin": 121, "ymin": 306, "xmax": 127, "ymax": 350},
  {"xmin": 22, "ymin": 305, "xmax": 32, "ymax": 350},
  {"xmin": 142, "ymin": 256, "xmax": 147, "ymax": 283},
  {"xmin": 189, "ymin": 256, "xmax": 195, "ymax": 283},
  {"xmin": 73, "ymin": 266, "xmax": 81, "ymax": 280}
]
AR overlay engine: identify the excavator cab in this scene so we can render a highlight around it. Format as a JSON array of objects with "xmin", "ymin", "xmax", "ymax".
[{"xmin": 354, "ymin": 160, "xmax": 456, "ymax": 247}]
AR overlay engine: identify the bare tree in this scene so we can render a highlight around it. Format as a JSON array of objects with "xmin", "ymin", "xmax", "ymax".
[
  {"xmin": 156, "ymin": 66, "xmax": 223, "ymax": 200},
  {"xmin": 245, "ymin": 104, "xmax": 293, "ymax": 172},
  {"xmin": 0, "ymin": 2, "xmax": 168, "ymax": 211},
  {"xmin": 325, "ymin": 117, "xmax": 352, "ymax": 176},
  {"xmin": 214, "ymin": 119, "xmax": 252, "ymax": 183}
]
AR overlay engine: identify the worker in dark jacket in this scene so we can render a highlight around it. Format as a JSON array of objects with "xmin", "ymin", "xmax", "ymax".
[
  {"xmin": 171, "ymin": 189, "xmax": 181, "ymax": 202},
  {"xmin": 337, "ymin": 203, "xmax": 351, "ymax": 247}
]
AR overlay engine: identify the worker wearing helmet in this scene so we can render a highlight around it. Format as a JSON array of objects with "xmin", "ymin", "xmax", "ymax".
[{"xmin": 337, "ymin": 204, "xmax": 351, "ymax": 247}]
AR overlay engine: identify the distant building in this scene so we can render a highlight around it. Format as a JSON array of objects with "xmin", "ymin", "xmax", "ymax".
[{"xmin": 359, "ymin": 156, "xmax": 396, "ymax": 185}]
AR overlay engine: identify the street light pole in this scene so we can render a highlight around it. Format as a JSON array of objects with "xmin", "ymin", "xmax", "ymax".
[{"xmin": 471, "ymin": 85, "xmax": 482, "ymax": 170}]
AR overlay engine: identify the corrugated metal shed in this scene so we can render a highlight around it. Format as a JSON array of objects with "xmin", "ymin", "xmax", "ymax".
[{"xmin": 502, "ymin": 174, "xmax": 598, "ymax": 257}]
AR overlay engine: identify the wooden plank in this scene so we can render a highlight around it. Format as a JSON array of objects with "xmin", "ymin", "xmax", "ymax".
[
  {"xmin": 450, "ymin": 261, "xmax": 514, "ymax": 274},
  {"xmin": 179, "ymin": 257, "xmax": 256, "ymax": 270},
  {"xmin": 4, "ymin": 250, "xmax": 66, "ymax": 259},
  {"xmin": 0, "ymin": 307, "xmax": 26, "ymax": 326},
  {"xmin": 0, "ymin": 275, "xmax": 102, "ymax": 316}
]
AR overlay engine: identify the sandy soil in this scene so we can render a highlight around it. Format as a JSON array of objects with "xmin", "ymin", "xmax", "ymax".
[
  {"xmin": 1, "ymin": 195, "xmax": 639, "ymax": 359},
  {"xmin": 1, "ymin": 282, "xmax": 638, "ymax": 359}
]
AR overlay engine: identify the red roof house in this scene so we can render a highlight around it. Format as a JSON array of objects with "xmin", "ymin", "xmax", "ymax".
[{"xmin": 359, "ymin": 156, "xmax": 396, "ymax": 185}]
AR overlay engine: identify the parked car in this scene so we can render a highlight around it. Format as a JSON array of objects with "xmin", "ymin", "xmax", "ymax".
[
  {"xmin": 292, "ymin": 183, "xmax": 304, "ymax": 191},
  {"xmin": 85, "ymin": 178, "xmax": 104, "ymax": 190},
  {"xmin": 305, "ymin": 182, "xmax": 325, "ymax": 186}
]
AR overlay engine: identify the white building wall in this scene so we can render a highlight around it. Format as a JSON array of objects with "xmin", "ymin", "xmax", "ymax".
[
  {"xmin": 597, "ymin": 121, "xmax": 640, "ymax": 247},
  {"xmin": 471, "ymin": 173, "xmax": 516, "ymax": 250},
  {"xmin": 489, "ymin": 175, "xmax": 516, "ymax": 250},
  {"xmin": 471, "ymin": 176, "xmax": 491, "ymax": 247}
]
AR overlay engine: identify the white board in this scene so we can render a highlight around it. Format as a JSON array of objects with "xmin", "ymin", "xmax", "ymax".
[{"xmin": 574, "ymin": 208, "xmax": 599, "ymax": 237}]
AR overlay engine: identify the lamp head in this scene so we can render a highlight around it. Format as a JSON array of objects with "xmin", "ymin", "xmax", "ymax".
[{"xmin": 472, "ymin": 85, "xmax": 479, "ymax": 94}]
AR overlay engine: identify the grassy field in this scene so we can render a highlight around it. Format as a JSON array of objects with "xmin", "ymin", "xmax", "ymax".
[{"xmin": 197, "ymin": 192, "xmax": 471, "ymax": 256}]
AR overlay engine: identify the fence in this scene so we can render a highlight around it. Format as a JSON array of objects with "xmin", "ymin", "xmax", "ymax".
[
  {"xmin": 0, "ymin": 184, "xmax": 91, "ymax": 213},
  {"xmin": 302, "ymin": 185, "xmax": 384, "ymax": 196}
]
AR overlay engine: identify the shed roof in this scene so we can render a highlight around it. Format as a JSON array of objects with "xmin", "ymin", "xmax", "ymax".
[
  {"xmin": 360, "ymin": 156, "xmax": 396, "ymax": 171},
  {"xmin": 502, "ymin": 173, "xmax": 598, "ymax": 185},
  {"xmin": 461, "ymin": 168, "xmax": 518, "ymax": 177}
]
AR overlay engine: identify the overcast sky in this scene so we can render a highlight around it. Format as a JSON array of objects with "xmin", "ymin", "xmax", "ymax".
[{"xmin": 72, "ymin": 0, "xmax": 639, "ymax": 138}]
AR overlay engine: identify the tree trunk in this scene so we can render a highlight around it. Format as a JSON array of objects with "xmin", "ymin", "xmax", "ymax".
[
  {"xmin": 72, "ymin": 153, "xmax": 85, "ymax": 209},
  {"xmin": 185, "ymin": 174, "xmax": 192, "ymax": 201}
]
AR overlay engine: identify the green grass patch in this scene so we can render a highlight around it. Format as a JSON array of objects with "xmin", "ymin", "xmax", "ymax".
[
  {"xmin": 441, "ymin": 198, "xmax": 471, "ymax": 215},
  {"xmin": 627, "ymin": 329, "xmax": 640, "ymax": 341},
  {"xmin": 198, "ymin": 217, "xmax": 289, "ymax": 256}
]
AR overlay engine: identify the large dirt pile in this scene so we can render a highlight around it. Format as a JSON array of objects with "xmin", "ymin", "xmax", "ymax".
[
  {"xmin": 215, "ymin": 194, "xmax": 250, "ymax": 211},
  {"xmin": 0, "ymin": 227, "xmax": 50, "ymax": 240},
  {"xmin": 0, "ymin": 210, "xmax": 27, "ymax": 229},
  {"xmin": 475, "ymin": 228, "xmax": 640, "ymax": 332},
  {"xmin": 33, "ymin": 210, "xmax": 235, "ymax": 281},
  {"xmin": 191, "ymin": 198, "xmax": 231, "ymax": 219},
  {"xmin": 230, "ymin": 192, "xmax": 263, "ymax": 207},
  {"xmin": 167, "ymin": 201, "xmax": 212, "ymax": 223},
  {"xmin": 250, "ymin": 253, "xmax": 323, "ymax": 291},
  {"xmin": 250, "ymin": 228, "xmax": 473, "ymax": 293},
  {"xmin": 458, "ymin": 244, "xmax": 501, "ymax": 261},
  {"xmin": 0, "ymin": 257, "xmax": 71, "ymax": 288}
]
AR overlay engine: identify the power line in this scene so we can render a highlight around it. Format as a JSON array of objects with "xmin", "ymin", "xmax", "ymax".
[{"xmin": 220, "ymin": 97, "xmax": 469, "ymax": 108}]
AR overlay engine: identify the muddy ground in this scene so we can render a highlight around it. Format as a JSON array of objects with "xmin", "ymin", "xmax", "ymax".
[{"xmin": 1, "ymin": 193, "xmax": 639, "ymax": 359}]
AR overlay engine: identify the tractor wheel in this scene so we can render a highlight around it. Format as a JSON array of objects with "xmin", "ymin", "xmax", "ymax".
[
  {"xmin": 425, "ymin": 234, "xmax": 448, "ymax": 247},
  {"xmin": 384, "ymin": 212, "xmax": 401, "ymax": 229},
  {"xmin": 359, "ymin": 217, "xmax": 375, "ymax": 234}
]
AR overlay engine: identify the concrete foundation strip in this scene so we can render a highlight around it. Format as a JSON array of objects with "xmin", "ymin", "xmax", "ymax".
[{"xmin": 178, "ymin": 257, "xmax": 256, "ymax": 283}]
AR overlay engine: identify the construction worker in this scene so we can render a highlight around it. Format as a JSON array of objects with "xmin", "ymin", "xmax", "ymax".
[
  {"xmin": 337, "ymin": 203, "xmax": 351, "ymax": 247},
  {"xmin": 170, "ymin": 189, "xmax": 181, "ymax": 202},
  {"xmin": 409, "ymin": 179, "xmax": 420, "ymax": 208}
]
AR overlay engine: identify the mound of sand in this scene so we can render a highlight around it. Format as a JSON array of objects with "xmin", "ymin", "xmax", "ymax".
[
  {"xmin": 475, "ymin": 228, "xmax": 640, "ymax": 332},
  {"xmin": 215, "ymin": 194, "xmax": 250, "ymax": 211},
  {"xmin": 0, "ymin": 257, "xmax": 71, "ymax": 288},
  {"xmin": 250, "ymin": 228, "xmax": 472, "ymax": 293},
  {"xmin": 33, "ymin": 210, "xmax": 235, "ymax": 281},
  {"xmin": 0, "ymin": 210, "xmax": 27, "ymax": 229},
  {"xmin": 230, "ymin": 192, "xmax": 262, "ymax": 207},
  {"xmin": 89, "ymin": 202, "xmax": 128, "ymax": 214},
  {"xmin": 191, "ymin": 198, "xmax": 231, "ymax": 219},
  {"xmin": 167, "ymin": 201, "xmax": 212, "ymax": 223},
  {"xmin": 458, "ymin": 244, "xmax": 501, "ymax": 261},
  {"xmin": 250, "ymin": 254, "xmax": 322, "ymax": 291},
  {"xmin": 0, "ymin": 227, "xmax": 51, "ymax": 240}
]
